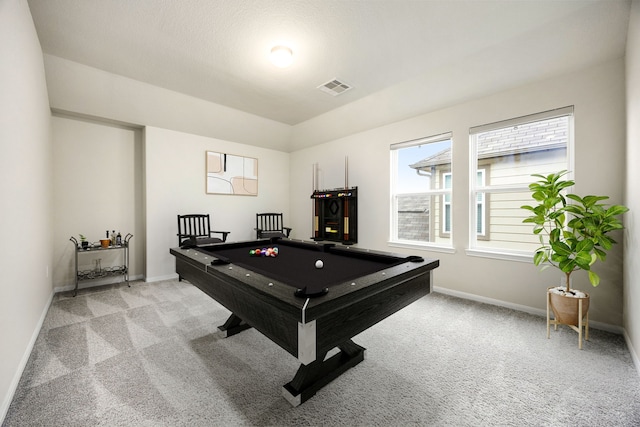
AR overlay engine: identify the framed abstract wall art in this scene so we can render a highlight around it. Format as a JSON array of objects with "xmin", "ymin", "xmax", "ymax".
[{"xmin": 206, "ymin": 151, "xmax": 258, "ymax": 196}]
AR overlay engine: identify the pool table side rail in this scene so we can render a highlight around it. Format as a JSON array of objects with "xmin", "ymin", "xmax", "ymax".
[
  {"xmin": 170, "ymin": 246, "xmax": 308, "ymax": 310},
  {"xmin": 173, "ymin": 256, "xmax": 302, "ymax": 357},
  {"xmin": 171, "ymin": 244, "xmax": 439, "ymax": 365},
  {"xmin": 170, "ymin": 245, "xmax": 438, "ymax": 322},
  {"xmin": 312, "ymin": 268, "xmax": 435, "ymax": 357},
  {"xmin": 303, "ymin": 257, "xmax": 439, "ymax": 317}
]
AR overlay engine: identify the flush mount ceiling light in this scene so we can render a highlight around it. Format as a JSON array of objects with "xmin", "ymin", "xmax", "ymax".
[{"xmin": 270, "ymin": 45, "xmax": 293, "ymax": 68}]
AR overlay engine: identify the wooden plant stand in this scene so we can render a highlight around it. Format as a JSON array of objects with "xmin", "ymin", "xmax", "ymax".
[{"xmin": 547, "ymin": 288, "xmax": 589, "ymax": 349}]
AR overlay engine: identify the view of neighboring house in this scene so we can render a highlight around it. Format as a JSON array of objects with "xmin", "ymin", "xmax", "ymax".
[{"xmin": 397, "ymin": 115, "xmax": 568, "ymax": 251}]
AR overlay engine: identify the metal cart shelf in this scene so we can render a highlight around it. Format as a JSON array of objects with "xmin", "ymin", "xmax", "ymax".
[{"xmin": 69, "ymin": 233, "xmax": 132, "ymax": 296}]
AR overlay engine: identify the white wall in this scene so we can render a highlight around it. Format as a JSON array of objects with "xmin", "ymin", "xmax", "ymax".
[
  {"xmin": 43, "ymin": 55, "xmax": 292, "ymax": 152},
  {"xmin": 0, "ymin": 0, "xmax": 53, "ymax": 419},
  {"xmin": 624, "ymin": 0, "xmax": 640, "ymax": 369},
  {"xmin": 144, "ymin": 126, "xmax": 290, "ymax": 281},
  {"xmin": 42, "ymin": 52, "xmax": 294, "ymax": 283},
  {"xmin": 51, "ymin": 114, "xmax": 144, "ymax": 290},
  {"xmin": 290, "ymin": 58, "xmax": 627, "ymax": 327}
]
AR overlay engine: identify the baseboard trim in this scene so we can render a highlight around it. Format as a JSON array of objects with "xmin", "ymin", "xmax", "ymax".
[
  {"xmin": 0, "ymin": 289, "xmax": 54, "ymax": 424},
  {"xmin": 145, "ymin": 273, "xmax": 178, "ymax": 283},
  {"xmin": 622, "ymin": 329, "xmax": 640, "ymax": 379},
  {"xmin": 53, "ymin": 275, "xmax": 145, "ymax": 294},
  {"xmin": 432, "ymin": 286, "xmax": 625, "ymax": 335}
]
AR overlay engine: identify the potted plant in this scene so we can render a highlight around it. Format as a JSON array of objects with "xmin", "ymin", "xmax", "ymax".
[
  {"xmin": 79, "ymin": 234, "xmax": 89, "ymax": 249},
  {"xmin": 521, "ymin": 171, "xmax": 628, "ymax": 336}
]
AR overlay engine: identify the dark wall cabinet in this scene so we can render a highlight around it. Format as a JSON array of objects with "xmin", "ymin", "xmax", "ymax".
[{"xmin": 311, "ymin": 187, "xmax": 357, "ymax": 244}]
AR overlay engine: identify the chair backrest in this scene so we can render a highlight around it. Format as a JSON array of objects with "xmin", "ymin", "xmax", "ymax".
[
  {"xmin": 177, "ymin": 214, "xmax": 211, "ymax": 245},
  {"xmin": 256, "ymin": 213, "xmax": 284, "ymax": 234}
]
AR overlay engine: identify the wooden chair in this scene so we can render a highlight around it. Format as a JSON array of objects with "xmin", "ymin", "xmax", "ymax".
[
  {"xmin": 255, "ymin": 213, "xmax": 292, "ymax": 239},
  {"xmin": 177, "ymin": 214, "xmax": 230, "ymax": 248}
]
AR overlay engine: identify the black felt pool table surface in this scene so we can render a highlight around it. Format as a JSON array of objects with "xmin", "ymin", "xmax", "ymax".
[{"xmin": 201, "ymin": 240, "xmax": 408, "ymax": 293}]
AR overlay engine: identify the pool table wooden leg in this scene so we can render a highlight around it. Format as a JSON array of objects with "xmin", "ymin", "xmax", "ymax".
[
  {"xmin": 282, "ymin": 339, "xmax": 365, "ymax": 406},
  {"xmin": 217, "ymin": 313, "xmax": 252, "ymax": 337}
]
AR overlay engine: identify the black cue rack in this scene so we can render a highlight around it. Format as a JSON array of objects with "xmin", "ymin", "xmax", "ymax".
[{"xmin": 311, "ymin": 187, "xmax": 357, "ymax": 244}]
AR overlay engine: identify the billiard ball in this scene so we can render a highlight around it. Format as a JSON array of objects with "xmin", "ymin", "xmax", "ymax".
[{"xmin": 315, "ymin": 260, "xmax": 324, "ymax": 269}]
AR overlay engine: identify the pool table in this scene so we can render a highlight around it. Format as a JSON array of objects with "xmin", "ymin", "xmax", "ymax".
[{"xmin": 170, "ymin": 238, "xmax": 439, "ymax": 406}]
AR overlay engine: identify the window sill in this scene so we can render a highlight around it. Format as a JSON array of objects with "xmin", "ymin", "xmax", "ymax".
[
  {"xmin": 388, "ymin": 241, "xmax": 456, "ymax": 254},
  {"xmin": 465, "ymin": 248, "xmax": 533, "ymax": 263}
]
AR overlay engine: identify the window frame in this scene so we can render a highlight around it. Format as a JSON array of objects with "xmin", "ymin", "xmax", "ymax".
[
  {"xmin": 389, "ymin": 132, "xmax": 453, "ymax": 250},
  {"xmin": 467, "ymin": 106, "xmax": 575, "ymax": 261},
  {"xmin": 475, "ymin": 168, "xmax": 488, "ymax": 240},
  {"xmin": 442, "ymin": 171, "xmax": 452, "ymax": 235}
]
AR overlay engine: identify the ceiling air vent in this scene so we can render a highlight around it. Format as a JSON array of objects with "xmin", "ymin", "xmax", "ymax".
[{"xmin": 317, "ymin": 79, "xmax": 352, "ymax": 96}]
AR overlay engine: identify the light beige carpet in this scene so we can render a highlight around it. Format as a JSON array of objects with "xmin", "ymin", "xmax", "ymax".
[{"xmin": 3, "ymin": 279, "xmax": 640, "ymax": 426}]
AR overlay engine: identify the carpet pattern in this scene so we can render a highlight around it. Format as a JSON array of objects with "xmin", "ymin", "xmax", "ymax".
[{"xmin": 3, "ymin": 279, "xmax": 640, "ymax": 426}]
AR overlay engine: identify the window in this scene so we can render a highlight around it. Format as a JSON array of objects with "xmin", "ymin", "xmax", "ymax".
[
  {"xmin": 390, "ymin": 133, "xmax": 452, "ymax": 246},
  {"xmin": 469, "ymin": 106, "xmax": 573, "ymax": 256}
]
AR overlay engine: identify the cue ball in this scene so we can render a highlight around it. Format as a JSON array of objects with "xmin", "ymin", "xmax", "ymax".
[{"xmin": 315, "ymin": 260, "xmax": 324, "ymax": 269}]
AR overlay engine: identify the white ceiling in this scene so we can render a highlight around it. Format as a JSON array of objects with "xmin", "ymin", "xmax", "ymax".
[{"xmin": 27, "ymin": 0, "xmax": 631, "ymax": 127}]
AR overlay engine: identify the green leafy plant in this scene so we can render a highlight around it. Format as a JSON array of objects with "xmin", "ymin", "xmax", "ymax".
[
  {"xmin": 521, "ymin": 171, "xmax": 628, "ymax": 292},
  {"xmin": 79, "ymin": 234, "xmax": 87, "ymax": 242}
]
